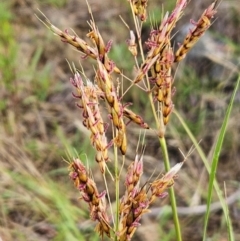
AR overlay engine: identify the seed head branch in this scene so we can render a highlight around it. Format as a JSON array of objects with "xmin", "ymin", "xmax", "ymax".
[
  {"xmin": 174, "ymin": 1, "xmax": 218, "ymax": 62},
  {"xmin": 71, "ymin": 71, "xmax": 109, "ymax": 173},
  {"xmin": 69, "ymin": 158, "xmax": 112, "ymax": 237}
]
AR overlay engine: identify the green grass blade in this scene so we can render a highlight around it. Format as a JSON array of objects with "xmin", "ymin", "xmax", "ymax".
[
  {"xmin": 224, "ymin": 183, "xmax": 235, "ymax": 241},
  {"xmin": 202, "ymin": 76, "xmax": 239, "ymax": 241},
  {"xmin": 173, "ymin": 110, "xmax": 225, "ymax": 206},
  {"xmin": 173, "ymin": 74, "xmax": 239, "ymax": 240}
]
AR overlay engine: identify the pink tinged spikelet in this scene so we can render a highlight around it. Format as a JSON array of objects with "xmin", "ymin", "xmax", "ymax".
[
  {"xmin": 134, "ymin": 54, "xmax": 159, "ymax": 84},
  {"xmin": 134, "ymin": 154, "xmax": 143, "ymax": 176},
  {"xmin": 174, "ymin": 1, "xmax": 217, "ymax": 62},
  {"xmin": 164, "ymin": 162, "xmax": 184, "ymax": 181},
  {"xmin": 149, "ymin": 162, "xmax": 184, "ymax": 203},
  {"xmin": 157, "ymin": 192, "xmax": 168, "ymax": 199},
  {"xmin": 71, "ymin": 72, "xmax": 109, "ymax": 172},
  {"xmin": 127, "ymin": 30, "xmax": 137, "ymax": 56},
  {"xmin": 105, "ymin": 40, "xmax": 113, "ymax": 54},
  {"xmin": 123, "ymin": 108, "xmax": 149, "ymax": 129},
  {"xmin": 168, "ymin": 0, "xmax": 187, "ymax": 23},
  {"xmin": 69, "ymin": 171, "xmax": 78, "ymax": 180}
]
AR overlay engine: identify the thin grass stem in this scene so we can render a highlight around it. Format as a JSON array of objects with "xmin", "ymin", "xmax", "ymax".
[
  {"xmin": 103, "ymin": 173, "xmax": 115, "ymax": 227},
  {"xmin": 114, "ymin": 142, "xmax": 119, "ymax": 239},
  {"xmin": 159, "ymin": 136, "xmax": 182, "ymax": 241}
]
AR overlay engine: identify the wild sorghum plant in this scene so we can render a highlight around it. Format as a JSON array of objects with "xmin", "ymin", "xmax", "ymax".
[{"xmin": 38, "ymin": 0, "xmax": 218, "ymax": 240}]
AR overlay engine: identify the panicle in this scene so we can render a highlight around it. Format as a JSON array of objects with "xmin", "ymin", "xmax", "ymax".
[
  {"xmin": 131, "ymin": 0, "xmax": 188, "ymax": 131},
  {"xmin": 118, "ymin": 154, "xmax": 149, "ymax": 241},
  {"xmin": 69, "ymin": 158, "xmax": 111, "ymax": 238},
  {"xmin": 38, "ymin": 0, "xmax": 219, "ymax": 240},
  {"xmin": 96, "ymin": 59, "xmax": 127, "ymax": 155},
  {"xmin": 174, "ymin": 1, "xmax": 218, "ymax": 62},
  {"xmin": 71, "ymin": 71, "xmax": 109, "ymax": 173},
  {"xmin": 118, "ymin": 155, "xmax": 184, "ymax": 241}
]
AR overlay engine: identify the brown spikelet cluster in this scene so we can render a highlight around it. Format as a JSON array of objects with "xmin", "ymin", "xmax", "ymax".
[
  {"xmin": 118, "ymin": 155, "xmax": 183, "ymax": 241},
  {"xmin": 69, "ymin": 156, "xmax": 183, "ymax": 241},
  {"xmin": 70, "ymin": 72, "xmax": 108, "ymax": 173},
  {"xmin": 133, "ymin": 0, "xmax": 187, "ymax": 130},
  {"xmin": 96, "ymin": 59, "xmax": 127, "ymax": 155},
  {"xmin": 131, "ymin": 0, "xmax": 217, "ymax": 133},
  {"xmin": 69, "ymin": 158, "xmax": 111, "ymax": 238},
  {"xmin": 38, "ymin": 12, "xmax": 150, "ymax": 162},
  {"xmin": 174, "ymin": 1, "xmax": 218, "ymax": 62},
  {"xmin": 131, "ymin": 0, "xmax": 148, "ymax": 21}
]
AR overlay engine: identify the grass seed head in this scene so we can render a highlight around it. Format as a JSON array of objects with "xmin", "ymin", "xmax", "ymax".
[
  {"xmin": 174, "ymin": 1, "xmax": 217, "ymax": 62},
  {"xmin": 131, "ymin": 0, "xmax": 148, "ymax": 21},
  {"xmin": 123, "ymin": 108, "xmax": 149, "ymax": 129},
  {"xmin": 69, "ymin": 158, "xmax": 111, "ymax": 238},
  {"xmin": 71, "ymin": 72, "xmax": 109, "ymax": 172}
]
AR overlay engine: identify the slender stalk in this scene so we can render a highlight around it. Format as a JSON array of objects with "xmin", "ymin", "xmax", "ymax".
[
  {"xmin": 103, "ymin": 173, "xmax": 115, "ymax": 227},
  {"xmin": 159, "ymin": 136, "xmax": 182, "ymax": 241},
  {"xmin": 114, "ymin": 142, "xmax": 119, "ymax": 240}
]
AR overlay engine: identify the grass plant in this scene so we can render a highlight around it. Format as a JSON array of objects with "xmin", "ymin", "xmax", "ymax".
[
  {"xmin": 35, "ymin": 0, "xmax": 240, "ymax": 240},
  {"xmin": 1, "ymin": 0, "xmax": 240, "ymax": 240}
]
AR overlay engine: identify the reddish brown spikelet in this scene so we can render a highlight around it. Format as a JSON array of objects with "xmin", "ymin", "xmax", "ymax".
[
  {"xmin": 96, "ymin": 59, "xmax": 127, "ymax": 155},
  {"xmin": 87, "ymin": 21, "xmax": 120, "ymax": 74},
  {"xmin": 71, "ymin": 72, "xmax": 109, "ymax": 172},
  {"xmin": 150, "ymin": 162, "xmax": 184, "ymax": 203},
  {"xmin": 127, "ymin": 30, "xmax": 138, "ymax": 56},
  {"xmin": 123, "ymin": 108, "xmax": 149, "ymax": 129},
  {"xmin": 131, "ymin": 0, "xmax": 148, "ymax": 21},
  {"xmin": 47, "ymin": 23, "xmax": 97, "ymax": 59},
  {"xmin": 69, "ymin": 158, "xmax": 111, "ymax": 238},
  {"xmin": 133, "ymin": 0, "xmax": 187, "ymax": 84},
  {"xmin": 118, "ymin": 155, "xmax": 150, "ymax": 241},
  {"xmin": 174, "ymin": 1, "xmax": 217, "ymax": 62},
  {"xmin": 126, "ymin": 154, "xmax": 143, "ymax": 194}
]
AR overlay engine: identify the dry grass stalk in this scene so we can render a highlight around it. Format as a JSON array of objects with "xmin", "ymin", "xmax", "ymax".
[{"xmin": 38, "ymin": 0, "xmax": 218, "ymax": 240}]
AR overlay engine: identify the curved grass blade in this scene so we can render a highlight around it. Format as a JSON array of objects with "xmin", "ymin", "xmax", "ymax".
[{"xmin": 202, "ymin": 76, "xmax": 239, "ymax": 241}]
